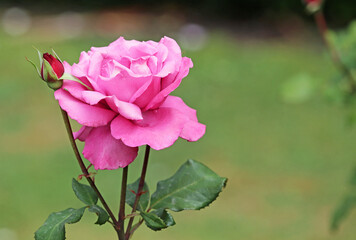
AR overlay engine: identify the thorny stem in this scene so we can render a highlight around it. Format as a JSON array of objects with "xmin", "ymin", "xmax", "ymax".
[
  {"xmin": 118, "ymin": 166, "xmax": 129, "ymax": 240},
  {"xmin": 59, "ymin": 108, "xmax": 121, "ymax": 237},
  {"xmin": 314, "ymin": 11, "xmax": 356, "ymax": 93},
  {"xmin": 125, "ymin": 145, "xmax": 151, "ymax": 240}
]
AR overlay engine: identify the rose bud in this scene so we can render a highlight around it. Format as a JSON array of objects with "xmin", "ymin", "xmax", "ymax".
[
  {"xmin": 303, "ymin": 0, "xmax": 323, "ymax": 14},
  {"xmin": 27, "ymin": 49, "xmax": 64, "ymax": 90},
  {"xmin": 41, "ymin": 53, "xmax": 64, "ymax": 82}
]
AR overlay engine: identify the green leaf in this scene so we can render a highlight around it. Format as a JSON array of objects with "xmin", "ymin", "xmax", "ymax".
[
  {"xmin": 126, "ymin": 178, "xmax": 150, "ymax": 211},
  {"xmin": 331, "ymin": 192, "xmax": 356, "ymax": 231},
  {"xmin": 88, "ymin": 205, "xmax": 109, "ymax": 225},
  {"xmin": 150, "ymin": 159, "xmax": 227, "ymax": 211},
  {"xmin": 72, "ymin": 178, "xmax": 98, "ymax": 206},
  {"xmin": 140, "ymin": 211, "xmax": 167, "ymax": 231},
  {"xmin": 35, "ymin": 207, "xmax": 86, "ymax": 240},
  {"xmin": 152, "ymin": 209, "xmax": 175, "ymax": 227}
]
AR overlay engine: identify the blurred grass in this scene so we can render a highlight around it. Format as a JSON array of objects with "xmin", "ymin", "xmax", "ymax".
[{"xmin": 0, "ymin": 28, "xmax": 356, "ymax": 240}]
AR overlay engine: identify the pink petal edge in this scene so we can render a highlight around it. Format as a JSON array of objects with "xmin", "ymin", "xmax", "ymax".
[{"xmin": 82, "ymin": 126, "xmax": 138, "ymax": 170}]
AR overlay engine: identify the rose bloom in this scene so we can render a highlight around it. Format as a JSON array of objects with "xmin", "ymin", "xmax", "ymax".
[{"xmin": 55, "ymin": 37, "xmax": 206, "ymax": 170}]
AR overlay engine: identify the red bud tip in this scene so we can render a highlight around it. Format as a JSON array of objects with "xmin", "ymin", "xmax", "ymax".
[{"xmin": 41, "ymin": 53, "xmax": 64, "ymax": 79}]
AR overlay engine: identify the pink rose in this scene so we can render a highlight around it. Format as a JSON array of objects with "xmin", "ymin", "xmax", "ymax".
[{"xmin": 54, "ymin": 36, "xmax": 206, "ymax": 170}]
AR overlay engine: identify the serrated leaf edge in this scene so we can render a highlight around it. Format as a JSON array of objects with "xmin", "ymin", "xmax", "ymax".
[
  {"xmin": 34, "ymin": 207, "xmax": 86, "ymax": 240},
  {"xmin": 150, "ymin": 159, "xmax": 227, "ymax": 211},
  {"xmin": 72, "ymin": 178, "xmax": 98, "ymax": 206}
]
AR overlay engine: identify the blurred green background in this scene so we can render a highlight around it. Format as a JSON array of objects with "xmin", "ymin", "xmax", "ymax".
[{"xmin": 1, "ymin": 1, "xmax": 356, "ymax": 240}]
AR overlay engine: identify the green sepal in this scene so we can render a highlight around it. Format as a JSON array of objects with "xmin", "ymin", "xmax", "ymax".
[
  {"xmin": 72, "ymin": 178, "xmax": 98, "ymax": 206},
  {"xmin": 126, "ymin": 178, "xmax": 150, "ymax": 212},
  {"xmin": 26, "ymin": 57, "xmax": 41, "ymax": 78},
  {"xmin": 150, "ymin": 159, "xmax": 227, "ymax": 211},
  {"xmin": 60, "ymin": 72, "xmax": 79, "ymax": 81},
  {"xmin": 35, "ymin": 207, "xmax": 86, "ymax": 240},
  {"xmin": 33, "ymin": 46, "xmax": 43, "ymax": 66},
  {"xmin": 88, "ymin": 205, "xmax": 109, "ymax": 225},
  {"xmin": 47, "ymin": 80, "xmax": 63, "ymax": 90},
  {"xmin": 140, "ymin": 211, "xmax": 167, "ymax": 231},
  {"xmin": 59, "ymin": 72, "xmax": 92, "ymax": 90},
  {"xmin": 42, "ymin": 58, "xmax": 59, "ymax": 83},
  {"xmin": 51, "ymin": 49, "xmax": 63, "ymax": 63}
]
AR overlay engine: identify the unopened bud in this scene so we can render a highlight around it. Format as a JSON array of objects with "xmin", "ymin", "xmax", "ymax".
[
  {"xmin": 41, "ymin": 53, "xmax": 64, "ymax": 83},
  {"xmin": 27, "ymin": 49, "xmax": 64, "ymax": 90},
  {"xmin": 303, "ymin": 0, "xmax": 323, "ymax": 14}
]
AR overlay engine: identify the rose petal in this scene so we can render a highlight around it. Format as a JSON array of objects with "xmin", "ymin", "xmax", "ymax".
[
  {"xmin": 70, "ymin": 51, "xmax": 95, "ymax": 89},
  {"xmin": 54, "ymin": 88, "xmax": 116, "ymax": 127},
  {"xmin": 73, "ymin": 126, "xmax": 93, "ymax": 141},
  {"xmin": 81, "ymin": 91, "xmax": 143, "ymax": 120},
  {"xmin": 110, "ymin": 108, "xmax": 188, "ymax": 150},
  {"xmin": 61, "ymin": 80, "xmax": 89, "ymax": 101},
  {"xmin": 144, "ymin": 57, "xmax": 193, "ymax": 111},
  {"xmin": 147, "ymin": 56, "xmax": 158, "ymax": 75},
  {"xmin": 95, "ymin": 37, "xmax": 144, "ymax": 61},
  {"xmin": 155, "ymin": 37, "xmax": 182, "ymax": 77},
  {"xmin": 160, "ymin": 95, "xmax": 198, "ymax": 120},
  {"xmin": 180, "ymin": 121, "xmax": 206, "ymax": 142},
  {"xmin": 109, "ymin": 59, "xmax": 149, "ymax": 78},
  {"xmin": 88, "ymin": 51, "xmax": 104, "ymax": 80},
  {"xmin": 130, "ymin": 58, "xmax": 151, "ymax": 76},
  {"xmin": 82, "ymin": 126, "xmax": 138, "ymax": 170},
  {"xmin": 97, "ymin": 69, "xmax": 152, "ymax": 102},
  {"xmin": 63, "ymin": 61, "xmax": 72, "ymax": 73},
  {"xmin": 160, "ymin": 96, "xmax": 205, "ymax": 141},
  {"xmin": 131, "ymin": 76, "xmax": 161, "ymax": 109},
  {"xmin": 128, "ymin": 42, "xmax": 158, "ymax": 58}
]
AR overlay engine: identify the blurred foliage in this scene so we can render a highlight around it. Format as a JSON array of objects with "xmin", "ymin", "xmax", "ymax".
[
  {"xmin": 281, "ymin": 73, "xmax": 315, "ymax": 104},
  {"xmin": 328, "ymin": 21, "xmax": 356, "ymax": 78},
  {"xmin": 281, "ymin": 19, "xmax": 356, "ymax": 231},
  {"xmin": 282, "ymin": 20, "xmax": 356, "ymax": 120},
  {"xmin": 0, "ymin": 0, "xmax": 355, "ymax": 25},
  {"xmin": 2, "ymin": 26, "xmax": 356, "ymax": 239},
  {"xmin": 331, "ymin": 168, "xmax": 356, "ymax": 231},
  {"xmin": 325, "ymin": 21, "xmax": 356, "ymax": 123}
]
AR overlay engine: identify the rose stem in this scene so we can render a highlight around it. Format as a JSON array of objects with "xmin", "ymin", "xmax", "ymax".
[
  {"xmin": 314, "ymin": 10, "xmax": 356, "ymax": 93},
  {"xmin": 118, "ymin": 166, "xmax": 129, "ymax": 240},
  {"xmin": 128, "ymin": 219, "xmax": 144, "ymax": 239},
  {"xmin": 125, "ymin": 145, "xmax": 151, "ymax": 240},
  {"xmin": 59, "ymin": 108, "xmax": 121, "ymax": 236}
]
